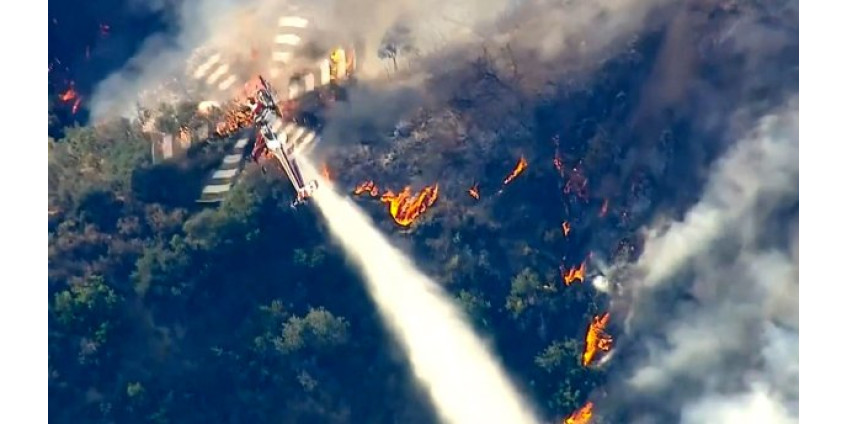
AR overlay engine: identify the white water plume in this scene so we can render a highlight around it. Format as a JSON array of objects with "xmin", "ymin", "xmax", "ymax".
[{"xmin": 300, "ymin": 161, "xmax": 539, "ymax": 424}]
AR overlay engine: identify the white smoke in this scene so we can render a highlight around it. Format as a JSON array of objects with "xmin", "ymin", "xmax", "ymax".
[
  {"xmin": 89, "ymin": 0, "xmax": 681, "ymax": 122},
  {"xmin": 592, "ymin": 275, "xmax": 611, "ymax": 294},
  {"xmin": 87, "ymin": 0, "xmax": 513, "ymax": 121},
  {"xmin": 617, "ymin": 101, "xmax": 799, "ymax": 422},
  {"xmin": 299, "ymin": 161, "xmax": 540, "ymax": 424}
]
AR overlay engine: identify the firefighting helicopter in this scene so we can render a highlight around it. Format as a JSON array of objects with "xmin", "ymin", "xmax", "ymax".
[{"xmin": 192, "ymin": 7, "xmax": 356, "ymax": 205}]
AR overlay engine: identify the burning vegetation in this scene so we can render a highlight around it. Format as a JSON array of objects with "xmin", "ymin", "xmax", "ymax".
[
  {"xmin": 564, "ymin": 401, "xmax": 593, "ymax": 424},
  {"xmin": 581, "ymin": 313, "xmax": 613, "ymax": 367},
  {"xmin": 353, "ymin": 181, "xmax": 439, "ymax": 227},
  {"xmin": 58, "ymin": 83, "xmax": 82, "ymax": 115},
  {"xmin": 561, "ymin": 261, "xmax": 586, "ymax": 286},
  {"xmin": 561, "ymin": 221, "xmax": 571, "ymax": 237},
  {"xmin": 321, "ymin": 163, "xmax": 332, "ymax": 182},
  {"xmin": 468, "ymin": 182, "xmax": 480, "ymax": 200},
  {"xmin": 214, "ymin": 103, "xmax": 253, "ymax": 138},
  {"xmin": 503, "ymin": 156, "xmax": 528, "ymax": 186},
  {"xmin": 353, "ymin": 180, "xmax": 380, "ymax": 197}
]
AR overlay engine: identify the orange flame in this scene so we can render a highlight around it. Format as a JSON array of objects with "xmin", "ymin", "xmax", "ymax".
[
  {"xmin": 599, "ymin": 199, "xmax": 609, "ymax": 217},
  {"xmin": 321, "ymin": 163, "xmax": 332, "ymax": 181},
  {"xmin": 354, "ymin": 181, "xmax": 439, "ymax": 227},
  {"xmin": 468, "ymin": 183, "xmax": 480, "ymax": 200},
  {"xmin": 561, "ymin": 221, "xmax": 571, "ymax": 237},
  {"xmin": 562, "ymin": 261, "xmax": 586, "ymax": 286},
  {"xmin": 552, "ymin": 135, "xmax": 566, "ymax": 178},
  {"xmin": 582, "ymin": 313, "xmax": 613, "ymax": 366},
  {"xmin": 379, "ymin": 185, "xmax": 439, "ymax": 227},
  {"xmin": 214, "ymin": 104, "xmax": 253, "ymax": 138},
  {"xmin": 59, "ymin": 86, "xmax": 77, "ymax": 102},
  {"xmin": 564, "ymin": 401, "xmax": 593, "ymax": 424},
  {"xmin": 503, "ymin": 156, "xmax": 528, "ymax": 186},
  {"xmin": 554, "ymin": 155, "xmax": 564, "ymax": 176},
  {"xmin": 353, "ymin": 180, "xmax": 380, "ymax": 197}
]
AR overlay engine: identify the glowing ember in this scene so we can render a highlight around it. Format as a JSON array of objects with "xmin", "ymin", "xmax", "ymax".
[
  {"xmin": 58, "ymin": 84, "xmax": 82, "ymax": 114},
  {"xmin": 582, "ymin": 313, "xmax": 613, "ymax": 366},
  {"xmin": 468, "ymin": 183, "xmax": 480, "ymax": 200},
  {"xmin": 561, "ymin": 221, "xmax": 571, "ymax": 237},
  {"xmin": 562, "ymin": 261, "xmax": 586, "ymax": 286},
  {"xmin": 552, "ymin": 135, "xmax": 566, "ymax": 178},
  {"xmin": 564, "ymin": 401, "xmax": 593, "ymax": 424},
  {"xmin": 503, "ymin": 156, "xmax": 528, "ymax": 186},
  {"xmin": 59, "ymin": 86, "xmax": 77, "ymax": 102}
]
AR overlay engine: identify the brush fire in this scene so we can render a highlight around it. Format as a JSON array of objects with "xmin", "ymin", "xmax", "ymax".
[
  {"xmin": 581, "ymin": 313, "xmax": 613, "ymax": 367},
  {"xmin": 214, "ymin": 103, "xmax": 253, "ymax": 137},
  {"xmin": 321, "ymin": 163, "xmax": 332, "ymax": 182},
  {"xmin": 58, "ymin": 84, "xmax": 82, "ymax": 115},
  {"xmin": 353, "ymin": 181, "xmax": 439, "ymax": 227},
  {"xmin": 468, "ymin": 183, "xmax": 480, "ymax": 200},
  {"xmin": 503, "ymin": 156, "xmax": 529, "ymax": 186},
  {"xmin": 561, "ymin": 261, "xmax": 586, "ymax": 286},
  {"xmin": 564, "ymin": 401, "xmax": 593, "ymax": 424},
  {"xmin": 561, "ymin": 221, "xmax": 571, "ymax": 237},
  {"xmin": 353, "ymin": 180, "xmax": 380, "ymax": 197}
]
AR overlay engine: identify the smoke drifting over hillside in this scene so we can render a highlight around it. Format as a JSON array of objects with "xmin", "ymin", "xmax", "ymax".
[
  {"xmin": 84, "ymin": 0, "xmax": 799, "ymax": 422},
  {"xmin": 88, "ymin": 0, "xmax": 687, "ymax": 121},
  {"xmin": 609, "ymin": 105, "xmax": 799, "ymax": 423}
]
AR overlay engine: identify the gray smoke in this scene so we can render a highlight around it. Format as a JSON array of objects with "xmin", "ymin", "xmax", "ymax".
[
  {"xmin": 611, "ymin": 103, "xmax": 799, "ymax": 423},
  {"xmin": 88, "ymin": 0, "xmax": 684, "ymax": 121}
]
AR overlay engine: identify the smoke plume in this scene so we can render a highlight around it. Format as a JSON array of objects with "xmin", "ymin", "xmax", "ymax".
[
  {"xmin": 87, "ymin": 0, "xmax": 514, "ymax": 120},
  {"xmin": 605, "ymin": 103, "xmax": 799, "ymax": 423},
  {"xmin": 88, "ymin": 0, "xmax": 687, "ymax": 121},
  {"xmin": 300, "ymin": 161, "xmax": 540, "ymax": 424}
]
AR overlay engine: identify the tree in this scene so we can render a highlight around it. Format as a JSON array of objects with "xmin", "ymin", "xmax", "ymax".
[
  {"xmin": 534, "ymin": 339, "xmax": 603, "ymax": 413},
  {"xmin": 53, "ymin": 274, "xmax": 124, "ymax": 351},
  {"xmin": 378, "ymin": 23, "xmax": 419, "ymax": 72},
  {"xmin": 276, "ymin": 307, "xmax": 350, "ymax": 354},
  {"xmin": 457, "ymin": 289, "xmax": 492, "ymax": 329},
  {"xmin": 505, "ymin": 268, "xmax": 544, "ymax": 318},
  {"xmin": 49, "ymin": 120, "xmax": 149, "ymax": 210},
  {"xmin": 154, "ymin": 103, "xmax": 181, "ymax": 134}
]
